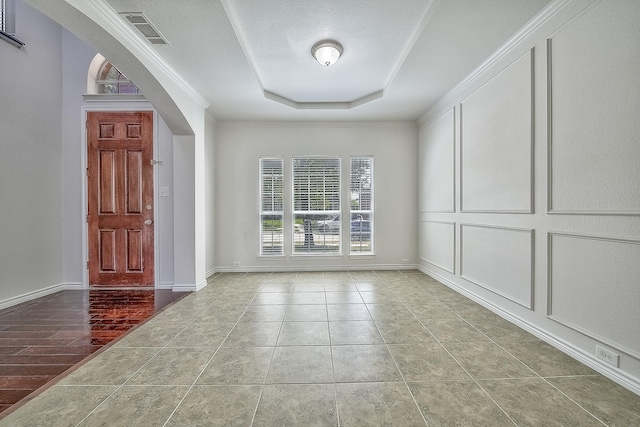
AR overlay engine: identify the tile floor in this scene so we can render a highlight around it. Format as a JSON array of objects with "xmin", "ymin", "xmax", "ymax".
[
  {"xmin": 1, "ymin": 270, "xmax": 639, "ymax": 426},
  {"xmin": 0, "ymin": 289, "xmax": 184, "ymax": 414}
]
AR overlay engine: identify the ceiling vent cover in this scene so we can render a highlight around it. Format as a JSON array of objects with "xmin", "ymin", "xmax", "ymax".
[{"xmin": 120, "ymin": 12, "xmax": 168, "ymax": 45}]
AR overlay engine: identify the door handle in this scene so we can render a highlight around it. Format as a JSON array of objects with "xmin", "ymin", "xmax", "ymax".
[{"xmin": 144, "ymin": 219, "xmax": 153, "ymax": 225}]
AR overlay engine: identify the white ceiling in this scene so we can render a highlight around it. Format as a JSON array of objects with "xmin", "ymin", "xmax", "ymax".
[{"xmin": 104, "ymin": 0, "xmax": 553, "ymax": 121}]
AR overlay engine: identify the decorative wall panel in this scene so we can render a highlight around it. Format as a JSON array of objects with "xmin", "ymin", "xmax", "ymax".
[
  {"xmin": 420, "ymin": 221, "xmax": 455, "ymax": 273},
  {"xmin": 461, "ymin": 224, "xmax": 533, "ymax": 308},
  {"xmin": 548, "ymin": 232, "xmax": 640, "ymax": 358},
  {"xmin": 461, "ymin": 50, "xmax": 533, "ymax": 213},
  {"xmin": 548, "ymin": 0, "xmax": 640, "ymax": 214},
  {"xmin": 420, "ymin": 108, "xmax": 455, "ymax": 213}
]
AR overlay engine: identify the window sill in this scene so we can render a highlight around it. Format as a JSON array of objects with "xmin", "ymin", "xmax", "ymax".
[
  {"xmin": 257, "ymin": 255, "xmax": 286, "ymax": 261},
  {"xmin": 83, "ymin": 94, "xmax": 147, "ymax": 102},
  {"xmin": 348, "ymin": 254, "xmax": 376, "ymax": 259},
  {"xmin": 289, "ymin": 254, "xmax": 343, "ymax": 260},
  {"xmin": 0, "ymin": 31, "xmax": 24, "ymax": 48}
]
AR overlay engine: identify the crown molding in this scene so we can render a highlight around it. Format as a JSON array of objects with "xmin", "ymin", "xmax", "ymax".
[{"xmin": 418, "ymin": 0, "xmax": 573, "ymax": 128}]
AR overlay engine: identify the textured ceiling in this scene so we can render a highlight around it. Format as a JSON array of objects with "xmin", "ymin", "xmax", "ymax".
[
  {"xmin": 100, "ymin": 0, "xmax": 553, "ymax": 121},
  {"xmin": 222, "ymin": 0, "xmax": 433, "ymax": 105}
]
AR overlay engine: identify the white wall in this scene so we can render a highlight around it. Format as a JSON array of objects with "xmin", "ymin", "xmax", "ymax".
[
  {"xmin": 418, "ymin": 0, "xmax": 640, "ymax": 393},
  {"xmin": 0, "ymin": 1, "xmax": 64, "ymax": 304},
  {"xmin": 214, "ymin": 122, "xmax": 419, "ymax": 271}
]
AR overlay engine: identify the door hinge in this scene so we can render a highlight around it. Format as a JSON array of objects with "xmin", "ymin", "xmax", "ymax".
[
  {"xmin": 86, "ymin": 261, "xmax": 89, "ymax": 270},
  {"xmin": 86, "ymin": 214, "xmax": 89, "ymax": 222}
]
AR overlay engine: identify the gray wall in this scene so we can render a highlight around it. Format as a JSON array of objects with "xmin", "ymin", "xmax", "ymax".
[
  {"xmin": 214, "ymin": 122, "xmax": 419, "ymax": 271},
  {"xmin": 1, "ymin": 3, "xmax": 177, "ymax": 306},
  {"xmin": 205, "ymin": 113, "xmax": 216, "ymax": 276},
  {"xmin": 61, "ymin": 27, "xmax": 96, "ymax": 287},
  {"xmin": 0, "ymin": 1, "xmax": 64, "ymax": 304},
  {"xmin": 418, "ymin": 0, "xmax": 640, "ymax": 392},
  {"xmin": 59, "ymin": 30, "xmax": 177, "ymax": 289}
]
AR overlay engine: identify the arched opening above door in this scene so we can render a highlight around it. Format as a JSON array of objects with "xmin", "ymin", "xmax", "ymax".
[{"xmin": 86, "ymin": 53, "xmax": 143, "ymax": 96}]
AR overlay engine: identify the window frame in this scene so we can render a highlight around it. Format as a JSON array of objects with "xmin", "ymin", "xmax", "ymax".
[
  {"xmin": 349, "ymin": 156, "xmax": 374, "ymax": 255},
  {"xmin": 259, "ymin": 157, "xmax": 285, "ymax": 256},
  {"xmin": 1, "ymin": 0, "xmax": 14, "ymax": 34},
  {"xmin": 96, "ymin": 61, "xmax": 142, "ymax": 95},
  {"xmin": 1, "ymin": 0, "xmax": 24, "ymax": 48},
  {"xmin": 292, "ymin": 156, "xmax": 342, "ymax": 255}
]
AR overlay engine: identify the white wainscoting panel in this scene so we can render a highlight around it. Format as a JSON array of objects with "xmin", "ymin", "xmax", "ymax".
[
  {"xmin": 460, "ymin": 50, "xmax": 533, "ymax": 213},
  {"xmin": 548, "ymin": 233, "xmax": 640, "ymax": 358},
  {"xmin": 420, "ymin": 108, "xmax": 455, "ymax": 213},
  {"xmin": 420, "ymin": 221, "xmax": 455, "ymax": 274},
  {"xmin": 461, "ymin": 224, "xmax": 533, "ymax": 308},
  {"xmin": 548, "ymin": 0, "xmax": 640, "ymax": 214}
]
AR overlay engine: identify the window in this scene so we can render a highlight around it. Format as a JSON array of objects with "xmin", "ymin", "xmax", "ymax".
[
  {"xmin": 1, "ymin": 0, "xmax": 14, "ymax": 34},
  {"xmin": 96, "ymin": 61, "xmax": 142, "ymax": 94},
  {"xmin": 259, "ymin": 155, "xmax": 374, "ymax": 256},
  {"xmin": 259, "ymin": 158, "xmax": 284, "ymax": 255},
  {"xmin": 293, "ymin": 157, "xmax": 341, "ymax": 254},
  {"xmin": 0, "ymin": 0, "xmax": 23, "ymax": 48},
  {"xmin": 350, "ymin": 157, "xmax": 374, "ymax": 254}
]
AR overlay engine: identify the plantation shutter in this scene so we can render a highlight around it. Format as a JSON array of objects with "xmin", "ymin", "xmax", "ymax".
[
  {"xmin": 259, "ymin": 158, "xmax": 284, "ymax": 255},
  {"xmin": 350, "ymin": 157, "xmax": 374, "ymax": 253},
  {"xmin": 292, "ymin": 157, "xmax": 341, "ymax": 254}
]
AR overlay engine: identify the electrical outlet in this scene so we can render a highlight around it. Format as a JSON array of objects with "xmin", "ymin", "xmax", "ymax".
[
  {"xmin": 233, "ymin": 261, "xmax": 241, "ymax": 267},
  {"xmin": 596, "ymin": 345, "xmax": 619, "ymax": 367},
  {"xmin": 401, "ymin": 259, "xmax": 409, "ymax": 264}
]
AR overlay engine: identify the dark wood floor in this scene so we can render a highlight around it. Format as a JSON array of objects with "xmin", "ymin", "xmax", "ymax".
[{"xmin": 0, "ymin": 289, "xmax": 184, "ymax": 414}]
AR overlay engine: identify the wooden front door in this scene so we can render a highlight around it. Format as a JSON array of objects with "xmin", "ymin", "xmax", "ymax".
[{"xmin": 87, "ymin": 111, "xmax": 154, "ymax": 286}]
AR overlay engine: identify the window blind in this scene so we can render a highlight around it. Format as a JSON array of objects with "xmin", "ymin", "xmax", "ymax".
[
  {"xmin": 259, "ymin": 158, "xmax": 284, "ymax": 255},
  {"xmin": 350, "ymin": 157, "xmax": 373, "ymax": 253},
  {"xmin": 293, "ymin": 157, "xmax": 341, "ymax": 254},
  {"xmin": 1, "ymin": 0, "xmax": 13, "ymax": 34}
]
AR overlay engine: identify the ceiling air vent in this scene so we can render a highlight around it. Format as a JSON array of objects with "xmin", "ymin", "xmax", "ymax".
[{"xmin": 119, "ymin": 12, "xmax": 168, "ymax": 45}]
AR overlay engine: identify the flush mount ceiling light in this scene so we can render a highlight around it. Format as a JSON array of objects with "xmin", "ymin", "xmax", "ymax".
[{"xmin": 311, "ymin": 40, "xmax": 343, "ymax": 67}]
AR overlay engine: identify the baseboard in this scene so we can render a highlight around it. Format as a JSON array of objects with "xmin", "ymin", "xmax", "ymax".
[
  {"xmin": 418, "ymin": 265, "xmax": 640, "ymax": 396},
  {"xmin": 63, "ymin": 282, "xmax": 84, "ymax": 290},
  {"xmin": 0, "ymin": 283, "xmax": 65, "ymax": 310},
  {"xmin": 172, "ymin": 279, "xmax": 208, "ymax": 293},
  {"xmin": 172, "ymin": 283, "xmax": 195, "ymax": 292},
  {"xmin": 214, "ymin": 264, "xmax": 418, "ymax": 273},
  {"xmin": 195, "ymin": 278, "xmax": 208, "ymax": 292},
  {"xmin": 156, "ymin": 282, "xmax": 174, "ymax": 290}
]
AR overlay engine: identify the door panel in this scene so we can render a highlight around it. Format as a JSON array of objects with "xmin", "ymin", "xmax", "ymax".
[
  {"xmin": 126, "ymin": 151, "xmax": 143, "ymax": 214},
  {"xmin": 99, "ymin": 151, "xmax": 116, "ymax": 214},
  {"xmin": 88, "ymin": 111, "xmax": 154, "ymax": 286}
]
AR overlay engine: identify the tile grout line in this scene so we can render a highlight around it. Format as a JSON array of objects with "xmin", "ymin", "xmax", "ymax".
[
  {"xmin": 10, "ymin": 270, "xmax": 618, "ymax": 426},
  {"xmin": 327, "ymin": 274, "xmax": 341, "ymax": 427},
  {"xmin": 413, "ymin": 271, "xmax": 599, "ymax": 425},
  {"xmin": 462, "ymin": 302, "xmax": 609, "ymax": 426},
  {"xmin": 248, "ymin": 271, "xmax": 276, "ymax": 427},
  {"xmin": 161, "ymin": 272, "xmax": 257, "ymax": 427},
  {"xmin": 71, "ymin": 293, "xmax": 214, "ymax": 427},
  {"xmin": 387, "ymin": 271, "xmax": 519, "ymax": 427},
  {"xmin": 372, "ymin": 270, "xmax": 431, "ymax": 427}
]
